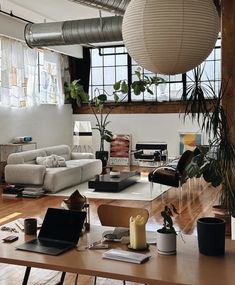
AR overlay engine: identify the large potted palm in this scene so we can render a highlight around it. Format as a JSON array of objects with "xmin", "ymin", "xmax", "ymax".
[{"xmin": 183, "ymin": 66, "xmax": 235, "ymax": 218}]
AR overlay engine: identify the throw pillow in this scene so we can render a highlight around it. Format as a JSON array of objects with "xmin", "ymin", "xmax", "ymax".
[{"xmin": 36, "ymin": 155, "xmax": 66, "ymax": 168}]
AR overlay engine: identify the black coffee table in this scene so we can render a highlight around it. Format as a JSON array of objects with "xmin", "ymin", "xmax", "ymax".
[{"xmin": 88, "ymin": 171, "xmax": 141, "ymax": 192}]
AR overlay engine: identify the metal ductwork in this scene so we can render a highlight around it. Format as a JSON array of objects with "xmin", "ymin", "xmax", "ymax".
[
  {"xmin": 68, "ymin": 0, "xmax": 130, "ymax": 15},
  {"xmin": 24, "ymin": 16, "xmax": 123, "ymax": 48}
]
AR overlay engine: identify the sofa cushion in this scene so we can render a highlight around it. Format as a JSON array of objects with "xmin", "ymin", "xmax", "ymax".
[
  {"xmin": 44, "ymin": 145, "xmax": 71, "ymax": 161},
  {"xmin": 36, "ymin": 155, "xmax": 66, "ymax": 167},
  {"xmin": 43, "ymin": 166, "xmax": 82, "ymax": 193},
  {"xmin": 7, "ymin": 149, "xmax": 47, "ymax": 164},
  {"xmin": 5, "ymin": 164, "xmax": 46, "ymax": 185},
  {"xmin": 66, "ymin": 159, "xmax": 102, "ymax": 182}
]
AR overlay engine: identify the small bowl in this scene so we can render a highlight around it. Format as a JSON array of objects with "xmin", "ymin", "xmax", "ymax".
[{"xmin": 110, "ymin": 171, "xmax": 121, "ymax": 178}]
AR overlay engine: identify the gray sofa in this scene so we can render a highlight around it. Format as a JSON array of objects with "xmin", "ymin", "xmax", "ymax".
[{"xmin": 4, "ymin": 145, "xmax": 102, "ymax": 193}]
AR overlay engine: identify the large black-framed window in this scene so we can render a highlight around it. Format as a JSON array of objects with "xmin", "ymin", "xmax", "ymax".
[{"xmin": 89, "ymin": 38, "xmax": 221, "ymax": 102}]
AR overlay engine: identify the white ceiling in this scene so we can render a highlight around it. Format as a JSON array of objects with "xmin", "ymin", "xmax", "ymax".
[{"xmin": 1, "ymin": 0, "xmax": 111, "ymax": 23}]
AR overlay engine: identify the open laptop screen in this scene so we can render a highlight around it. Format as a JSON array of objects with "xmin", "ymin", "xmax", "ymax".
[{"xmin": 39, "ymin": 208, "xmax": 86, "ymax": 244}]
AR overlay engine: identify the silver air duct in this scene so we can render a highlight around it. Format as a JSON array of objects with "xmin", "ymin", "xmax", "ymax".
[
  {"xmin": 68, "ymin": 0, "xmax": 130, "ymax": 15},
  {"xmin": 25, "ymin": 16, "xmax": 123, "ymax": 48}
]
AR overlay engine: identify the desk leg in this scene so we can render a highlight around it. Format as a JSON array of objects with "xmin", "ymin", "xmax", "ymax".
[
  {"xmin": 55, "ymin": 272, "xmax": 66, "ymax": 285},
  {"xmin": 22, "ymin": 267, "xmax": 31, "ymax": 285}
]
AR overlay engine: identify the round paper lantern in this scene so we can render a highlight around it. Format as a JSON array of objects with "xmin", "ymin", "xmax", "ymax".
[{"xmin": 122, "ymin": 0, "xmax": 220, "ymax": 75}]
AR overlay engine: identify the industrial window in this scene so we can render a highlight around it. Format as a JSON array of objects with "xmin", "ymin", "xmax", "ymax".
[{"xmin": 89, "ymin": 38, "xmax": 221, "ymax": 102}]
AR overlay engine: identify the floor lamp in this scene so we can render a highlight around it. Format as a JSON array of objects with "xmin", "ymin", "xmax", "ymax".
[{"xmin": 73, "ymin": 121, "xmax": 93, "ymax": 153}]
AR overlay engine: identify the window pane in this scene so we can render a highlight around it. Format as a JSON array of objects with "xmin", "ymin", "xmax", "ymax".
[
  {"xmin": 116, "ymin": 66, "xmax": 127, "ymax": 81},
  {"xmin": 103, "ymin": 55, "xmax": 115, "ymax": 66},
  {"xmin": 91, "ymin": 68, "xmax": 103, "ymax": 85},
  {"xmin": 116, "ymin": 54, "xmax": 127, "ymax": 66},
  {"xmin": 91, "ymin": 49, "xmax": 102, "ymax": 67},
  {"xmin": 104, "ymin": 67, "xmax": 115, "ymax": 84}
]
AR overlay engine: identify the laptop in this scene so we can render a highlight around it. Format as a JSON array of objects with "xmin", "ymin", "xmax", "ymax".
[{"xmin": 16, "ymin": 208, "xmax": 86, "ymax": 256}]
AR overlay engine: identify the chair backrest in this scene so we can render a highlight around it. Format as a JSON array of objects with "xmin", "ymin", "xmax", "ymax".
[
  {"xmin": 97, "ymin": 204, "xmax": 149, "ymax": 228},
  {"xmin": 177, "ymin": 150, "xmax": 194, "ymax": 178}
]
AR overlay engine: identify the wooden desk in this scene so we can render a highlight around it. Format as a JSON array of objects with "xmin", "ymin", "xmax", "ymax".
[{"xmin": 0, "ymin": 225, "xmax": 235, "ymax": 285}]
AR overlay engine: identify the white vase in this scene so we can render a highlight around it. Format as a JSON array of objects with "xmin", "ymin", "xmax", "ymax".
[
  {"xmin": 156, "ymin": 230, "xmax": 176, "ymax": 255},
  {"xmin": 231, "ymin": 216, "xmax": 235, "ymax": 240}
]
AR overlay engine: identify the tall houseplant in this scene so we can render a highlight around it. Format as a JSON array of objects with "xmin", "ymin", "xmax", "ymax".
[
  {"xmin": 65, "ymin": 69, "xmax": 164, "ymax": 169},
  {"xmin": 182, "ymin": 66, "xmax": 235, "ymax": 215}
]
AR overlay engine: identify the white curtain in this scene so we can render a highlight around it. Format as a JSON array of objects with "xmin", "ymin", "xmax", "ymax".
[
  {"xmin": 39, "ymin": 50, "xmax": 64, "ymax": 105},
  {"xmin": 0, "ymin": 36, "xmax": 64, "ymax": 107}
]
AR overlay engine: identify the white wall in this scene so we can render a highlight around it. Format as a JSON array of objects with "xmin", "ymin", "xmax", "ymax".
[
  {"xmin": 0, "ymin": 104, "xmax": 73, "ymax": 148},
  {"xmin": 74, "ymin": 113, "xmax": 206, "ymax": 158}
]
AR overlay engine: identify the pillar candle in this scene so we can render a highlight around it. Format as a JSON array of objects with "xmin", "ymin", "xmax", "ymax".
[{"xmin": 129, "ymin": 215, "xmax": 147, "ymax": 250}]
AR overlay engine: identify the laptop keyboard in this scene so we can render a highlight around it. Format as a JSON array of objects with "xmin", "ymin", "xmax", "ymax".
[{"xmin": 29, "ymin": 239, "xmax": 71, "ymax": 249}]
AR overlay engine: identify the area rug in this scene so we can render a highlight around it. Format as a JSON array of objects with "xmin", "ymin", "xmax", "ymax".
[{"xmin": 53, "ymin": 177, "xmax": 170, "ymax": 202}]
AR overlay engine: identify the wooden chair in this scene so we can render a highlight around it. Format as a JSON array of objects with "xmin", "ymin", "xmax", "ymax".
[
  {"xmin": 95, "ymin": 204, "xmax": 149, "ymax": 285},
  {"xmin": 98, "ymin": 204, "xmax": 149, "ymax": 228}
]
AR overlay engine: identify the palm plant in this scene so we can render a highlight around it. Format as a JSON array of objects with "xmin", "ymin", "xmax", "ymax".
[{"xmin": 182, "ymin": 66, "xmax": 235, "ymax": 215}]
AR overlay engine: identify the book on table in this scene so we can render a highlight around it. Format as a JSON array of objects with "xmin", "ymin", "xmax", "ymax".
[{"xmin": 102, "ymin": 249, "xmax": 151, "ymax": 264}]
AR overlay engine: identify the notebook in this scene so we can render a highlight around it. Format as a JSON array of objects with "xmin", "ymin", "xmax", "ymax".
[
  {"xmin": 103, "ymin": 249, "xmax": 151, "ymax": 264},
  {"xmin": 16, "ymin": 208, "xmax": 86, "ymax": 256}
]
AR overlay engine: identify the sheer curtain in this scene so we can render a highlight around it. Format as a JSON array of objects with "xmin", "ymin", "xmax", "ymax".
[
  {"xmin": 0, "ymin": 36, "xmax": 64, "ymax": 107},
  {"xmin": 39, "ymin": 50, "xmax": 64, "ymax": 105}
]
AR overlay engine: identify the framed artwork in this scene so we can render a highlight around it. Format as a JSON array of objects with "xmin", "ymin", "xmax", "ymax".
[
  {"xmin": 109, "ymin": 134, "xmax": 131, "ymax": 166},
  {"xmin": 179, "ymin": 132, "xmax": 202, "ymax": 154}
]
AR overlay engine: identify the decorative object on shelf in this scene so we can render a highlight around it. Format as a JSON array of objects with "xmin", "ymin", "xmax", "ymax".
[
  {"xmin": 197, "ymin": 217, "xmax": 225, "ymax": 256},
  {"xmin": 156, "ymin": 204, "xmax": 179, "ymax": 255},
  {"xmin": 129, "ymin": 215, "xmax": 147, "ymax": 250},
  {"xmin": 122, "ymin": 0, "xmax": 220, "ymax": 75}
]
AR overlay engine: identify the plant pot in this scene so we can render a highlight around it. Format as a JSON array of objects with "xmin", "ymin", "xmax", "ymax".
[
  {"xmin": 95, "ymin": 151, "xmax": 109, "ymax": 169},
  {"xmin": 197, "ymin": 217, "xmax": 225, "ymax": 256},
  {"xmin": 156, "ymin": 230, "xmax": 176, "ymax": 255}
]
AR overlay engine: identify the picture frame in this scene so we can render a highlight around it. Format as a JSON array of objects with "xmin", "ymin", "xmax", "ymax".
[{"xmin": 179, "ymin": 132, "xmax": 202, "ymax": 154}]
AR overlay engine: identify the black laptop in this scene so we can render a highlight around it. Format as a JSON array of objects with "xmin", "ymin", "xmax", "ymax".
[{"xmin": 16, "ymin": 208, "xmax": 86, "ymax": 256}]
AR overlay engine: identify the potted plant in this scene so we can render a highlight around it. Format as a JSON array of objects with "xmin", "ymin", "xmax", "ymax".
[
  {"xmin": 64, "ymin": 79, "xmax": 89, "ymax": 107},
  {"xmin": 156, "ymin": 204, "xmax": 178, "ymax": 255},
  {"xmin": 182, "ymin": 66, "xmax": 235, "ymax": 218},
  {"xmin": 65, "ymin": 69, "xmax": 164, "ymax": 171}
]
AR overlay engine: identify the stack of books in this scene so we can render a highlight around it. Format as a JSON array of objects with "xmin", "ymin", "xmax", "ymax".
[
  {"xmin": 21, "ymin": 187, "xmax": 45, "ymax": 198},
  {"xmin": 2, "ymin": 185, "xmax": 24, "ymax": 197}
]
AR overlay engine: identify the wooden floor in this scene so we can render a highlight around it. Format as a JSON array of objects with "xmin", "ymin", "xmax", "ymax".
[{"xmin": 0, "ymin": 168, "xmax": 220, "ymax": 285}]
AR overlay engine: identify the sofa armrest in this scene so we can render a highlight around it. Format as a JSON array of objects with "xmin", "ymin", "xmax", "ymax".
[
  {"xmin": 5, "ymin": 164, "xmax": 46, "ymax": 185},
  {"xmin": 71, "ymin": 152, "xmax": 94, "ymax": 160}
]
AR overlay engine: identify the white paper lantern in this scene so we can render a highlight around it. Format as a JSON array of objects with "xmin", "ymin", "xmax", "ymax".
[{"xmin": 122, "ymin": 0, "xmax": 220, "ymax": 75}]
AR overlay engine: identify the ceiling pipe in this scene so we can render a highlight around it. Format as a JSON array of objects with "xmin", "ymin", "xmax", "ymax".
[
  {"xmin": 68, "ymin": 0, "xmax": 130, "ymax": 15},
  {"xmin": 24, "ymin": 16, "xmax": 123, "ymax": 48}
]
